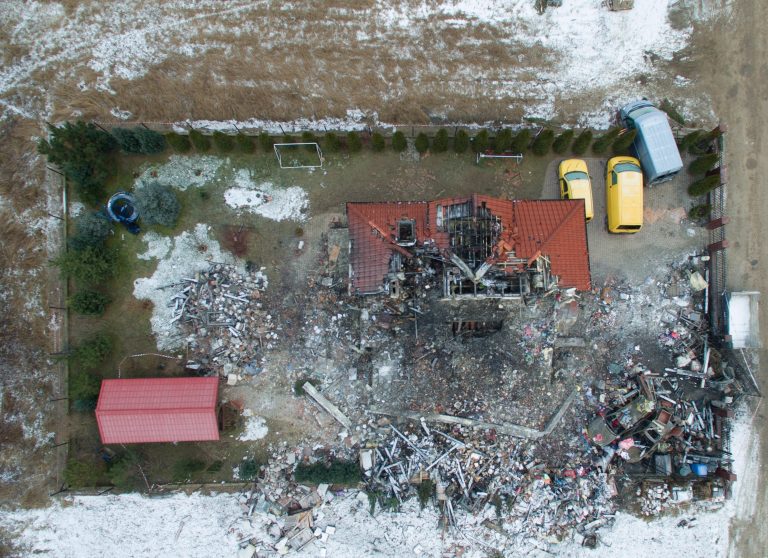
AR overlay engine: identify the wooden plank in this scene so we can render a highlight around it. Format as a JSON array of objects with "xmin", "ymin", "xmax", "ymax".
[
  {"xmin": 371, "ymin": 389, "xmax": 578, "ymax": 440},
  {"xmin": 303, "ymin": 382, "xmax": 352, "ymax": 429},
  {"xmin": 369, "ymin": 408, "xmax": 542, "ymax": 439}
]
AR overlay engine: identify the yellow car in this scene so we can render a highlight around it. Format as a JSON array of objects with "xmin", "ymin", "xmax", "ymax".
[
  {"xmin": 558, "ymin": 159, "xmax": 594, "ymax": 222},
  {"xmin": 606, "ymin": 156, "xmax": 643, "ymax": 233}
]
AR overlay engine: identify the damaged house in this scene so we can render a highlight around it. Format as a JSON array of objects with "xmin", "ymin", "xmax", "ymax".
[{"xmin": 347, "ymin": 194, "xmax": 591, "ymax": 298}]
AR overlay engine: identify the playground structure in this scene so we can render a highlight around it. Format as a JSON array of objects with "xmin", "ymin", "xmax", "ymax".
[{"xmin": 106, "ymin": 191, "xmax": 140, "ymax": 234}]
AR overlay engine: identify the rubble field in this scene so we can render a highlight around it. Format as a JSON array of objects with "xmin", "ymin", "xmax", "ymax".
[
  {"xmin": 52, "ymin": 136, "xmax": 754, "ymax": 557},
  {"xmin": 134, "ymin": 150, "xmax": 751, "ymax": 555}
]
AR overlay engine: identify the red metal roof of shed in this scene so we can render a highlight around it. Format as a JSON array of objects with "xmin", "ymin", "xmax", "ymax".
[
  {"xmin": 96, "ymin": 377, "xmax": 219, "ymax": 444},
  {"xmin": 347, "ymin": 196, "xmax": 590, "ymax": 294}
]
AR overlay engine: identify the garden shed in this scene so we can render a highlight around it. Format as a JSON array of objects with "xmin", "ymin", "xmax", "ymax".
[{"xmin": 96, "ymin": 377, "xmax": 220, "ymax": 444}]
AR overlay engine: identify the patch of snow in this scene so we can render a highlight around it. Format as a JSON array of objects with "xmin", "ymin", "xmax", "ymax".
[
  {"xmin": 136, "ymin": 231, "xmax": 171, "ymax": 261},
  {"xmin": 133, "ymin": 223, "xmax": 242, "ymax": 350},
  {"xmin": 134, "ymin": 155, "xmax": 224, "ymax": 191},
  {"xmin": 238, "ymin": 410, "xmax": 268, "ymax": 441},
  {"xmin": 178, "ymin": 109, "xmax": 370, "ymax": 134},
  {"xmin": 110, "ymin": 107, "xmax": 133, "ymax": 120},
  {"xmin": 0, "ymin": 493, "xmax": 241, "ymax": 558},
  {"xmin": 224, "ymin": 169, "xmax": 308, "ymax": 222},
  {"xmin": 69, "ymin": 201, "xmax": 85, "ymax": 217}
]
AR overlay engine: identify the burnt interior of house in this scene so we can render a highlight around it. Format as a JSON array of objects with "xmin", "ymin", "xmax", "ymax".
[{"xmin": 385, "ymin": 200, "xmax": 557, "ymax": 299}]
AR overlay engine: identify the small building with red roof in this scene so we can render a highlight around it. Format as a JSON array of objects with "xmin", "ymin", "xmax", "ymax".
[
  {"xmin": 96, "ymin": 377, "xmax": 220, "ymax": 444},
  {"xmin": 347, "ymin": 194, "xmax": 590, "ymax": 297}
]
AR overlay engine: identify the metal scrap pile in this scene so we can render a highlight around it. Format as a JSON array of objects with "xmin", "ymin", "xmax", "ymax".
[
  {"xmin": 167, "ymin": 263, "xmax": 276, "ymax": 377},
  {"xmin": 584, "ymin": 296, "xmax": 738, "ymax": 498},
  {"xmin": 359, "ymin": 420, "xmax": 616, "ymax": 541}
]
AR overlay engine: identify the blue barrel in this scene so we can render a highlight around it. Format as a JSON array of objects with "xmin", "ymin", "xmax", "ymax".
[{"xmin": 691, "ymin": 463, "xmax": 708, "ymax": 477}]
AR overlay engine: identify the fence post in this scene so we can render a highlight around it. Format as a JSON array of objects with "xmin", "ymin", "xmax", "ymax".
[
  {"xmin": 706, "ymin": 216, "xmax": 730, "ymax": 230},
  {"xmin": 708, "ymin": 239, "xmax": 729, "ymax": 253}
]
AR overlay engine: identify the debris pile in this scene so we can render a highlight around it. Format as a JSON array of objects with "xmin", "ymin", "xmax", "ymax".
[
  {"xmin": 583, "ymin": 263, "xmax": 738, "ymax": 509},
  {"xmin": 229, "ymin": 444, "xmax": 350, "ymax": 556},
  {"xmin": 358, "ymin": 421, "xmax": 615, "ymax": 538},
  {"xmin": 165, "ymin": 263, "xmax": 275, "ymax": 378}
]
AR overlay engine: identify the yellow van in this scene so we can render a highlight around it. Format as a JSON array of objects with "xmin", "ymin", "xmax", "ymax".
[
  {"xmin": 558, "ymin": 159, "xmax": 594, "ymax": 222},
  {"xmin": 606, "ymin": 156, "xmax": 643, "ymax": 233}
]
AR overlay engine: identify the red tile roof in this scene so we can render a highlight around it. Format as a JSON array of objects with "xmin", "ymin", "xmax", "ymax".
[
  {"xmin": 96, "ymin": 377, "xmax": 219, "ymax": 444},
  {"xmin": 512, "ymin": 200, "xmax": 591, "ymax": 290},
  {"xmin": 347, "ymin": 196, "xmax": 590, "ymax": 293}
]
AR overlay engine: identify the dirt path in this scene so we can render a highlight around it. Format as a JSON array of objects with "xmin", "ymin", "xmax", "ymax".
[{"xmin": 691, "ymin": 0, "xmax": 768, "ymax": 556}]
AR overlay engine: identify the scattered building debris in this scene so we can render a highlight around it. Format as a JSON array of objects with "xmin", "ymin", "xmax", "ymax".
[{"xmin": 167, "ymin": 263, "xmax": 273, "ymax": 378}]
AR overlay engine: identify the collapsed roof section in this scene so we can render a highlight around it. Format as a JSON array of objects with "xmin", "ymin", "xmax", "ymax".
[{"xmin": 347, "ymin": 194, "xmax": 591, "ymax": 297}]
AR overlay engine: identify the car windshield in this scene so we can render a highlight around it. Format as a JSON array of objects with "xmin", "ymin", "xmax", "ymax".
[
  {"xmin": 615, "ymin": 162, "xmax": 641, "ymax": 173},
  {"xmin": 565, "ymin": 171, "xmax": 589, "ymax": 181}
]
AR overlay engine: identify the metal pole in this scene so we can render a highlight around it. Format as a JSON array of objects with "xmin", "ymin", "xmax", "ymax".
[{"xmin": 91, "ymin": 121, "xmax": 109, "ymax": 133}]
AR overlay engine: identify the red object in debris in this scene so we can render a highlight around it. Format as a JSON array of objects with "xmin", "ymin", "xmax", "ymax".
[
  {"xmin": 96, "ymin": 377, "xmax": 220, "ymax": 444},
  {"xmin": 563, "ymin": 469, "xmax": 577, "ymax": 478},
  {"xmin": 715, "ymin": 467, "xmax": 737, "ymax": 482}
]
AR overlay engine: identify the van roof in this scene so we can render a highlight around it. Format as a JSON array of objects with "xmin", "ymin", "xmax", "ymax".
[
  {"xmin": 618, "ymin": 175, "xmax": 643, "ymax": 225},
  {"xmin": 622, "ymin": 103, "xmax": 683, "ymax": 181}
]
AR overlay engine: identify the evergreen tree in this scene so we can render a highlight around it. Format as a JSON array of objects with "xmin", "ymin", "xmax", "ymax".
[
  {"xmin": 134, "ymin": 127, "xmax": 166, "ymax": 154},
  {"xmin": 259, "ymin": 132, "xmax": 274, "ymax": 151},
  {"xmin": 69, "ymin": 213, "xmax": 113, "ymax": 251},
  {"xmin": 370, "ymin": 132, "xmax": 386, "ymax": 152},
  {"xmin": 112, "ymin": 128, "xmax": 141, "ymax": 153},
  {"xmin": 64, "ymin": 459, "xmax": 103, "ymax": 487},
  {"xmin": 494, "ymin": 129, "xmax": 513, "ymax": 153},
  {"xmin": 552, "ymin": 130, "xmax": 574, "ymax": 154},
  {"xmin": 347, "ymin": 131, "xmax": 362, "ymax": 152},
  {"xmin": 678, "ymin": 129, "xmax": 702, "ymax": 151},
  {"xmin": 68, "ymin": 290, "xmax": 110, "ymax": 316},
  {"xmin": 571, "ymin": 130, "xmax": 593, "ymax": 155},
  {"xmin": 612, "ymin": 129, "xmax": 638, "ymax": 154},
  {"xmin": 69, "ymin": 369, "xmax": 101, "ymax": 404},
  {"xmin": 688, "ymin": 175, "xmax": 720, "ymax": 197},
  {"xmin": 54, "ymin": 246, "xmax": 117, "ymax": 285},
  {"xmin": 71, "ymin": 333, "xmax": 113, "ymax": 371},
  {"xmin": 688, "ymin": 153, "xmax": 719, "ymax": 175},
  {"xmin": 591, "ymin": 128, "xmax": 620, "ymax": 155},
  {"xmin": 212, "ymin": 131, "xmax": 234, "ymax": 152},
  {"xmin": 236, "ymin": 134, "xmax": 254, "ymax": 153},
  {"xmin": 166, "ymin": 133, "xmax": 191, "ymax": 153},
  {"xmin": 659, "ymin": 98, "xmax": 686, "ymax": 125},
  {"xmin": 472, "ymin": 130, "xmax": 489, "ymax": 153},
  {"xmin": 189, "ymin": 130, "xmax": 211, "ymax": 152},
  {"xmin": 135, "ymin": 182, "xmax": 180, "ymax": 227},
  {"xmin": 432, "ymin": 129, "xmax": 449, "ymax": 153},
  {"xmin": 37, "ymin": 121, "xmax": 117, "ymax": 206},
  {"xmin": 301, "ymin": 131, "xmax": 318, "ymax": 152},
  {"xmin": 392, "ymin": 131, "xmax": 407, "ymax": 152},
  {"xmin": 414, "ymin": 133, "xmax": 429, "ymax": 154},
  {"xmin": 453, "ymin": 130, "xmax": 469, "ymax": 153},
  {"xmin": 531, "ymin": 129, "xmax": 555, "ymax": 156},
  {"xmin": 324, "ymin": 132, "xmax": 341, "ymax": 152},
  {"xmin": 510, "ymin": 129, "xmax": 531, "ymax": 153}
]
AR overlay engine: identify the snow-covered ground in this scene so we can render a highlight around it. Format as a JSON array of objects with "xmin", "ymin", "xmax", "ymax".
[
  {"xmin": 133, "ymin": 223, "xmax": 242, "ymax": 350},
  {"xmin": 1, "ymin": 404, "xmax": 758, "ymax": 557},
  {"xmin": 224, "ymin": 170, "xmax": 309, "ymax": 222},
  {"xmin": 1, "ymin": 0, "xmax": 728, "ymax": 125},
  {"xmin": 237, "ymin": 410, "xmax": 269, "ymax": 442}
]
